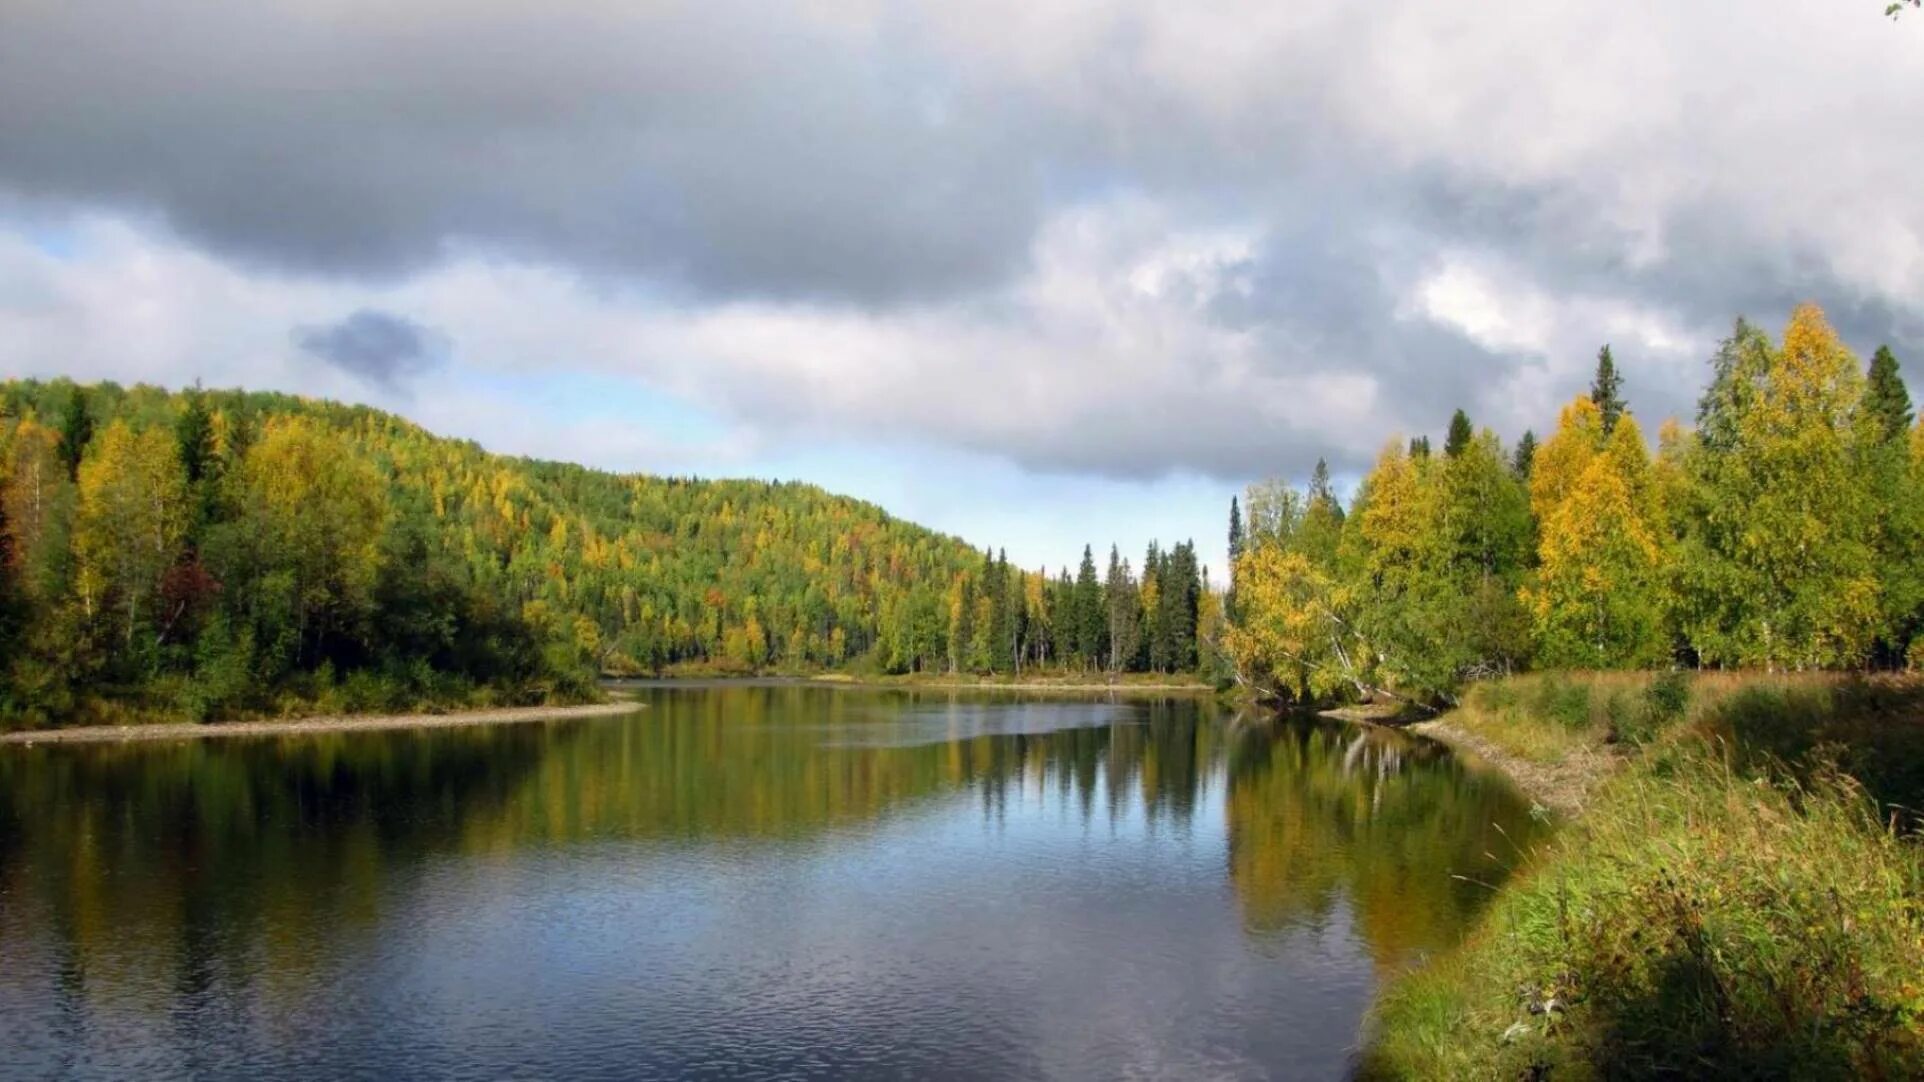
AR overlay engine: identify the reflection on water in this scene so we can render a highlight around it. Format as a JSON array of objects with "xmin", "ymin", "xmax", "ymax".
[{"xmin": 0, "ymin": 687, "xmax": 1546, "ymax": 1080}]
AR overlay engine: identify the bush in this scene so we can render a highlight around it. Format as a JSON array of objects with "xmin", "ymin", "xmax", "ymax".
[{"xmin": 1530, "ymin": 675, "xmax": 1594, "ymax": 731}]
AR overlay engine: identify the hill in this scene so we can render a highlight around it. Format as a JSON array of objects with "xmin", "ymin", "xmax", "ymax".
[{"xmin": 0, "ymin": 379, "xmax": 998, "ymax": 726}]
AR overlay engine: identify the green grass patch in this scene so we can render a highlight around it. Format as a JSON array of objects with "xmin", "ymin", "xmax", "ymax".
[{"xmin": 1366, "ymin": 671, "xmax": 1924, "ymax": 1079}]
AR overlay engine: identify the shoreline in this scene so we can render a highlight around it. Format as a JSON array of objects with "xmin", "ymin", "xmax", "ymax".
[
  {"xmin": 1406, "ymin": 716, "xmax": 1617, "ymax": 817},
  {"xmin": 0, "ymin": 702, "xmax": 643, "ymax": 746},
  {"xmin": 606, "ymin": 675, "xmax": 1216, "ymax": 693}
]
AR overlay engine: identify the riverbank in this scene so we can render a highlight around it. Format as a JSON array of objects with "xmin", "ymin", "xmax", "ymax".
[
  {"xmin": 0, "ymin": 701, "xmax": 643, "ymax": 746},
  {"xmin": 1362, "ymin": 671, "xmax": 1924, "ymax": 1079},
  {"xmin": 607, "ymin": 672, "xmax": 1217, "ymax": 693}
]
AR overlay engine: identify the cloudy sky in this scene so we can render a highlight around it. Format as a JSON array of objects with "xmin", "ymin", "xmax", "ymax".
[{"xmin": 2, "ymin": 1, "xmax": 1921, "ymax": 576}]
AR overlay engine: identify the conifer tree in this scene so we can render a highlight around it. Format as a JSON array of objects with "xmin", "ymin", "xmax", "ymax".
[
  {"xmin": 1227, "ymin": 496, "xmax": 1245, "ymax": 620},
  {"xmin": 1073, "ymin": 545, "xmax": 1104, "ymax": 668},
  {"xmin": 1104, "ymin": 545, "xmax": 1140, "ymax": 671},
  {"xmin": 1511, "ymin": 430, "xmax": 1537, "ymax": 480},
  {"xmin": 1865, "ymin": 345, "xmax": 1913, "ymax": 443},
  {"xmin": 1444, "ymin": 409, "xmax": 1474, "ymax": 458},
  {"xmin": 58, "ymin": 386, "xmax": 93, "ymax": 481},
  {"xmin": 1591, "ymin": 344, "xmax": 1627, "ymax": 434}
]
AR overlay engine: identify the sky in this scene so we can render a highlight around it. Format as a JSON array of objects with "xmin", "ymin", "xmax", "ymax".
[{"xmin": 1, "ymin": 2, "xmax": 1921, "ymax": 579}]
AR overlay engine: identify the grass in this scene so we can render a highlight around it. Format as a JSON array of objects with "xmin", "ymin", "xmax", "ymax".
[{"xmin": 1365, "ymin": 670, "xmax": 1924, "ymax": 1080}]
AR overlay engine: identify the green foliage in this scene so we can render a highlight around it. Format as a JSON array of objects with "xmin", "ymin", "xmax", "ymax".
[
  {"xmin": 1589, "ymin": 343, "xmax": 1627, "ymax": 434},
  {"xmin": 0, "ymin": 379, "xmax": 1214, "ymax": 726},
  {"xmin": 1228, "ymin": 303, "xmax": 1924, "ymax": 704}
]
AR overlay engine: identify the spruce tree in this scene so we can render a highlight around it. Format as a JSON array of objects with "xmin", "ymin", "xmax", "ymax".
[
  {"xmin": 1074, "ymin": 545, "xmax": 1104, "ymax": 668},
  {"xmin": 1444, "ymin": 409, "xmax": 1474, "ymax": 458},
  {"xmin": 1591, "ymin": 344, "xmax": 1627, "ymax": 434},
  {"xmin": 1511, "ymin": 430, "xmax": 1538, "ymax": 480},
  {"xmin": 1226, "ymin": 496, "xmax": 1244, "ymax": 620},
  {"xmin": 1408, "ymin": 435, "xmax": 1431, "ymax": 460},
  {"xmin": 1865, "ymin": 345, "xmax": 1913, "ymax": 443},
  {"xmin": 58, "ymin": 386, "xmax": 92, "ymax": 481}
]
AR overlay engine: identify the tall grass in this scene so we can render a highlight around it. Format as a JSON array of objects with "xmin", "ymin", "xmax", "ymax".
[{"xmin": 1366, "ymin": 670, "xmax": 1924, "ymax": 1079}]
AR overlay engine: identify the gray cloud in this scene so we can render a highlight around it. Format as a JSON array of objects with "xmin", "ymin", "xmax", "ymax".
[
  {"xmin": 294, "ymin": 309, "xmax": 445, "ymax": 389},
  {"xmin": 2, "ymin": 0, "xmax": 1922, "ymax": 485}
]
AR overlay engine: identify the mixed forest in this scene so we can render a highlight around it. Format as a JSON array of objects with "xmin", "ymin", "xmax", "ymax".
[
  {"xmin": 0, "ymin": 380, "xmax": 1211, "ymax": 728},
  {"xmin": 1225, "ymin": 302, "xmax": 1922, "ymax": 706}
]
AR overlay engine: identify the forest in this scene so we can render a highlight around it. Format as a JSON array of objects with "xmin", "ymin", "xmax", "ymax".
[
  {"xmin": 0, "ymin": 380, "xmax": 1211, "ymax": 728},
  {"xmin": 1226, "ymin": 302, "xmax": 1921, "ymax": 706}
]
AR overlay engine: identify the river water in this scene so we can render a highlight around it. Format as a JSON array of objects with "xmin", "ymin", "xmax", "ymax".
[{"xmin": 0, "ymin": 685, "xmax": 1545, "ymax": 1080}]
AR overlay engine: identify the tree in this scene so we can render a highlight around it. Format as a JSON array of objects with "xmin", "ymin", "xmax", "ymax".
[
  {"xmin": 1444, "ymin": 409, "xmax": 1474, "ymax": 457},
  {"xmin": 1591, "ymin": 344, "xmax": 1627, "ymax": 434},
  {"xmin": 1511, "ymin": 430, "xmax": 1538, "ymax": 481},
  {"xmin": 2, "ymin": 418, "xmax": 73, "ymax": 602},
  {"xmin": 1351, "ymin": 441, "xmax": 1458, "ymax": 697},
  {"xmin": 1680, "ymin": 305, "xmax": 1880, "ymax": 668},
  {"xmin": 1105, "ymin": 545, "xmax": 1140, "ymax": 671},
  {"xmin": 73, "ymin": 421, "xmax": 188, "ymax": 647},
  {"xmin": 1864, "ymin": 346, "xmax": 1922, "ymax": 662},
  {"xmin": 1441, "ymin": 429, "xmax": 1534, "ymax": 674},
  {"xmin": 1524, "ymin": 412, "xmax": 1667, "ymax": 667},
  {"xmin": 58, "ymin": 386, "xmax": 93, "ymax": 481},
  {"xmin": 1227, "ymin": 496, "xmax": 1245, "ymax": 618},
  {"xmin": 226, "ymin": 417, "xmax": 390, "ymax": 668},
  {"xmin": 1865, "ymin": 345, "xmax": 1913, "ymax": 443},
  {"xmin": 1073, "ymin": 544, "xmax": 1104, "ymax": 668}
]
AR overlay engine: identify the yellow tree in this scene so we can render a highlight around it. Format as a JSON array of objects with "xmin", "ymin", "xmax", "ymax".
[
  {"xmin": 234, "ymin": 417, "xmax": 389, "ymax": 665},
  {"xmin": 1225, "ymin": 544, "xmax": 1361, "ymax": 700},
  {"xmin": 1525, "ymin": 413, "xmax": 1667, "ymax": 667},
  {"xmin": 73, "ymin": 421, "xmax": 187, "ymax": 644},
  {"xmin": 1528, "ymin": 396, "xmax": 1606, "ymax": 524}
]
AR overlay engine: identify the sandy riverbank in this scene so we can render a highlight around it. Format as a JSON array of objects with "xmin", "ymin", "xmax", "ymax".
[{"xmin": 0, "ymin": 702, "xmax": 643, "ymax": 746}]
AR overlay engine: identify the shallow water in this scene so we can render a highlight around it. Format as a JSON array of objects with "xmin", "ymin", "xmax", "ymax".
[{"xmin": 0, "ymin": 686, "xmax": 1545, "ymax": 1080}]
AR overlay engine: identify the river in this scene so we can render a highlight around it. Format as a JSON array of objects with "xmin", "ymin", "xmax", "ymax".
[{"xmin": 0, "ymin": 685, "xmax": 1545, "ymax": 1080}]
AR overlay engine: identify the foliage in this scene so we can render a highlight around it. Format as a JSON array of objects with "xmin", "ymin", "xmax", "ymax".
[
  {"xmin": 1227, "ymin": 304, "xmax": 1922, "ymax": 705},
  {"xmin": 0, "ymin": 379, "xmax": 1214, "ymax": 727}
]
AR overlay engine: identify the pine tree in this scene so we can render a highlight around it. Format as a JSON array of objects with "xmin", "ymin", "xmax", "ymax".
[
  {"xmin": 1444, "ymin": 409, "xmax": 1474, "ymax": 458},
  {"xmin": 58, "ymin": 386, "xmax": 93, "ymax": 481},
  {"xmin": 1511, "ymin": 430, "xmax": 1538, "ymax": 481},
  {"xmin": 1227, "ymin": 496, "xmax": 1245, "ymax": 621},
  {"xmin": 1104, "ymin": 545, "xmax": 1140, "ymax": 671},
  {"xmin": 1073, "ymin": 545, "xmax": 1104, "ymax": 668},
  {"xmin": 1408, "ymin": 435, "xmax": 1431, "ymax": 460},
  {"xmin": 1865, "ymin": 345, "xmax": 1914, "ymax": 444},
  {"xmin": 1591, "ymin": 344, "xmax": 1627, "ymax": 434}
]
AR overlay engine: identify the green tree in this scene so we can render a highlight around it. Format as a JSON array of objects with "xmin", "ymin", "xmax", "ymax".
[
  {"xmin": 73, "ymin": 421, "xmax": 188, "ymax": 649},
  {"xmin": 1591, "ymin": 344, "xmax": 1627, "ymax": 434},
  {"xmin": 1680, "ymin": 305, "xmax": 1880, "ymax": 668},
  {"xmin": 1444, "ymin": 409, "xmax": 1474, "ymax": 458},
  {"xmin": 58, "ymin": 385, "xmax": 93, "ymax": 481},
  {"xmin": 1511, "ymin": 430, "xmax": 1538, "ymax": 481},
  {"xmin": 1073, "ymin": 544, "xmax": 1104, "ymax": 668}
]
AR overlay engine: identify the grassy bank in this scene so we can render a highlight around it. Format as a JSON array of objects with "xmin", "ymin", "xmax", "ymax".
[{"xmin": 1364, "ymin": 671, "xmax": 1924, "ymax": 1079}]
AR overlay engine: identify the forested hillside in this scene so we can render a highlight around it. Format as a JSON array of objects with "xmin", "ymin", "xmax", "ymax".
[
  {"xmin": 1226, "ymin": 303, "xmax": 1923, "ymax": 705},
  {"xmin": 0, "ymin": 380, "xmax": 1212, "ymax": 728}
]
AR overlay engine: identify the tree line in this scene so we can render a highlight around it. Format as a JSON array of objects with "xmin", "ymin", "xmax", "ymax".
[
  {"xmin": 0, "ymin": 380, "xmax": 1215, "ymax": 727},
  {"xmin": 898, "ymin": 539, "xmax": 1218, "ymax": 678},
  {"xmin": 1226, "ymin": 304, "xmax": 1922, "ymax": 705}
]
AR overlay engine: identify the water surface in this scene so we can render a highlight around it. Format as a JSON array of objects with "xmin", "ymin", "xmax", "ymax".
[{"xmin": 0, "ymin": 687, "xmax": 1545, "ymax": 1079}]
